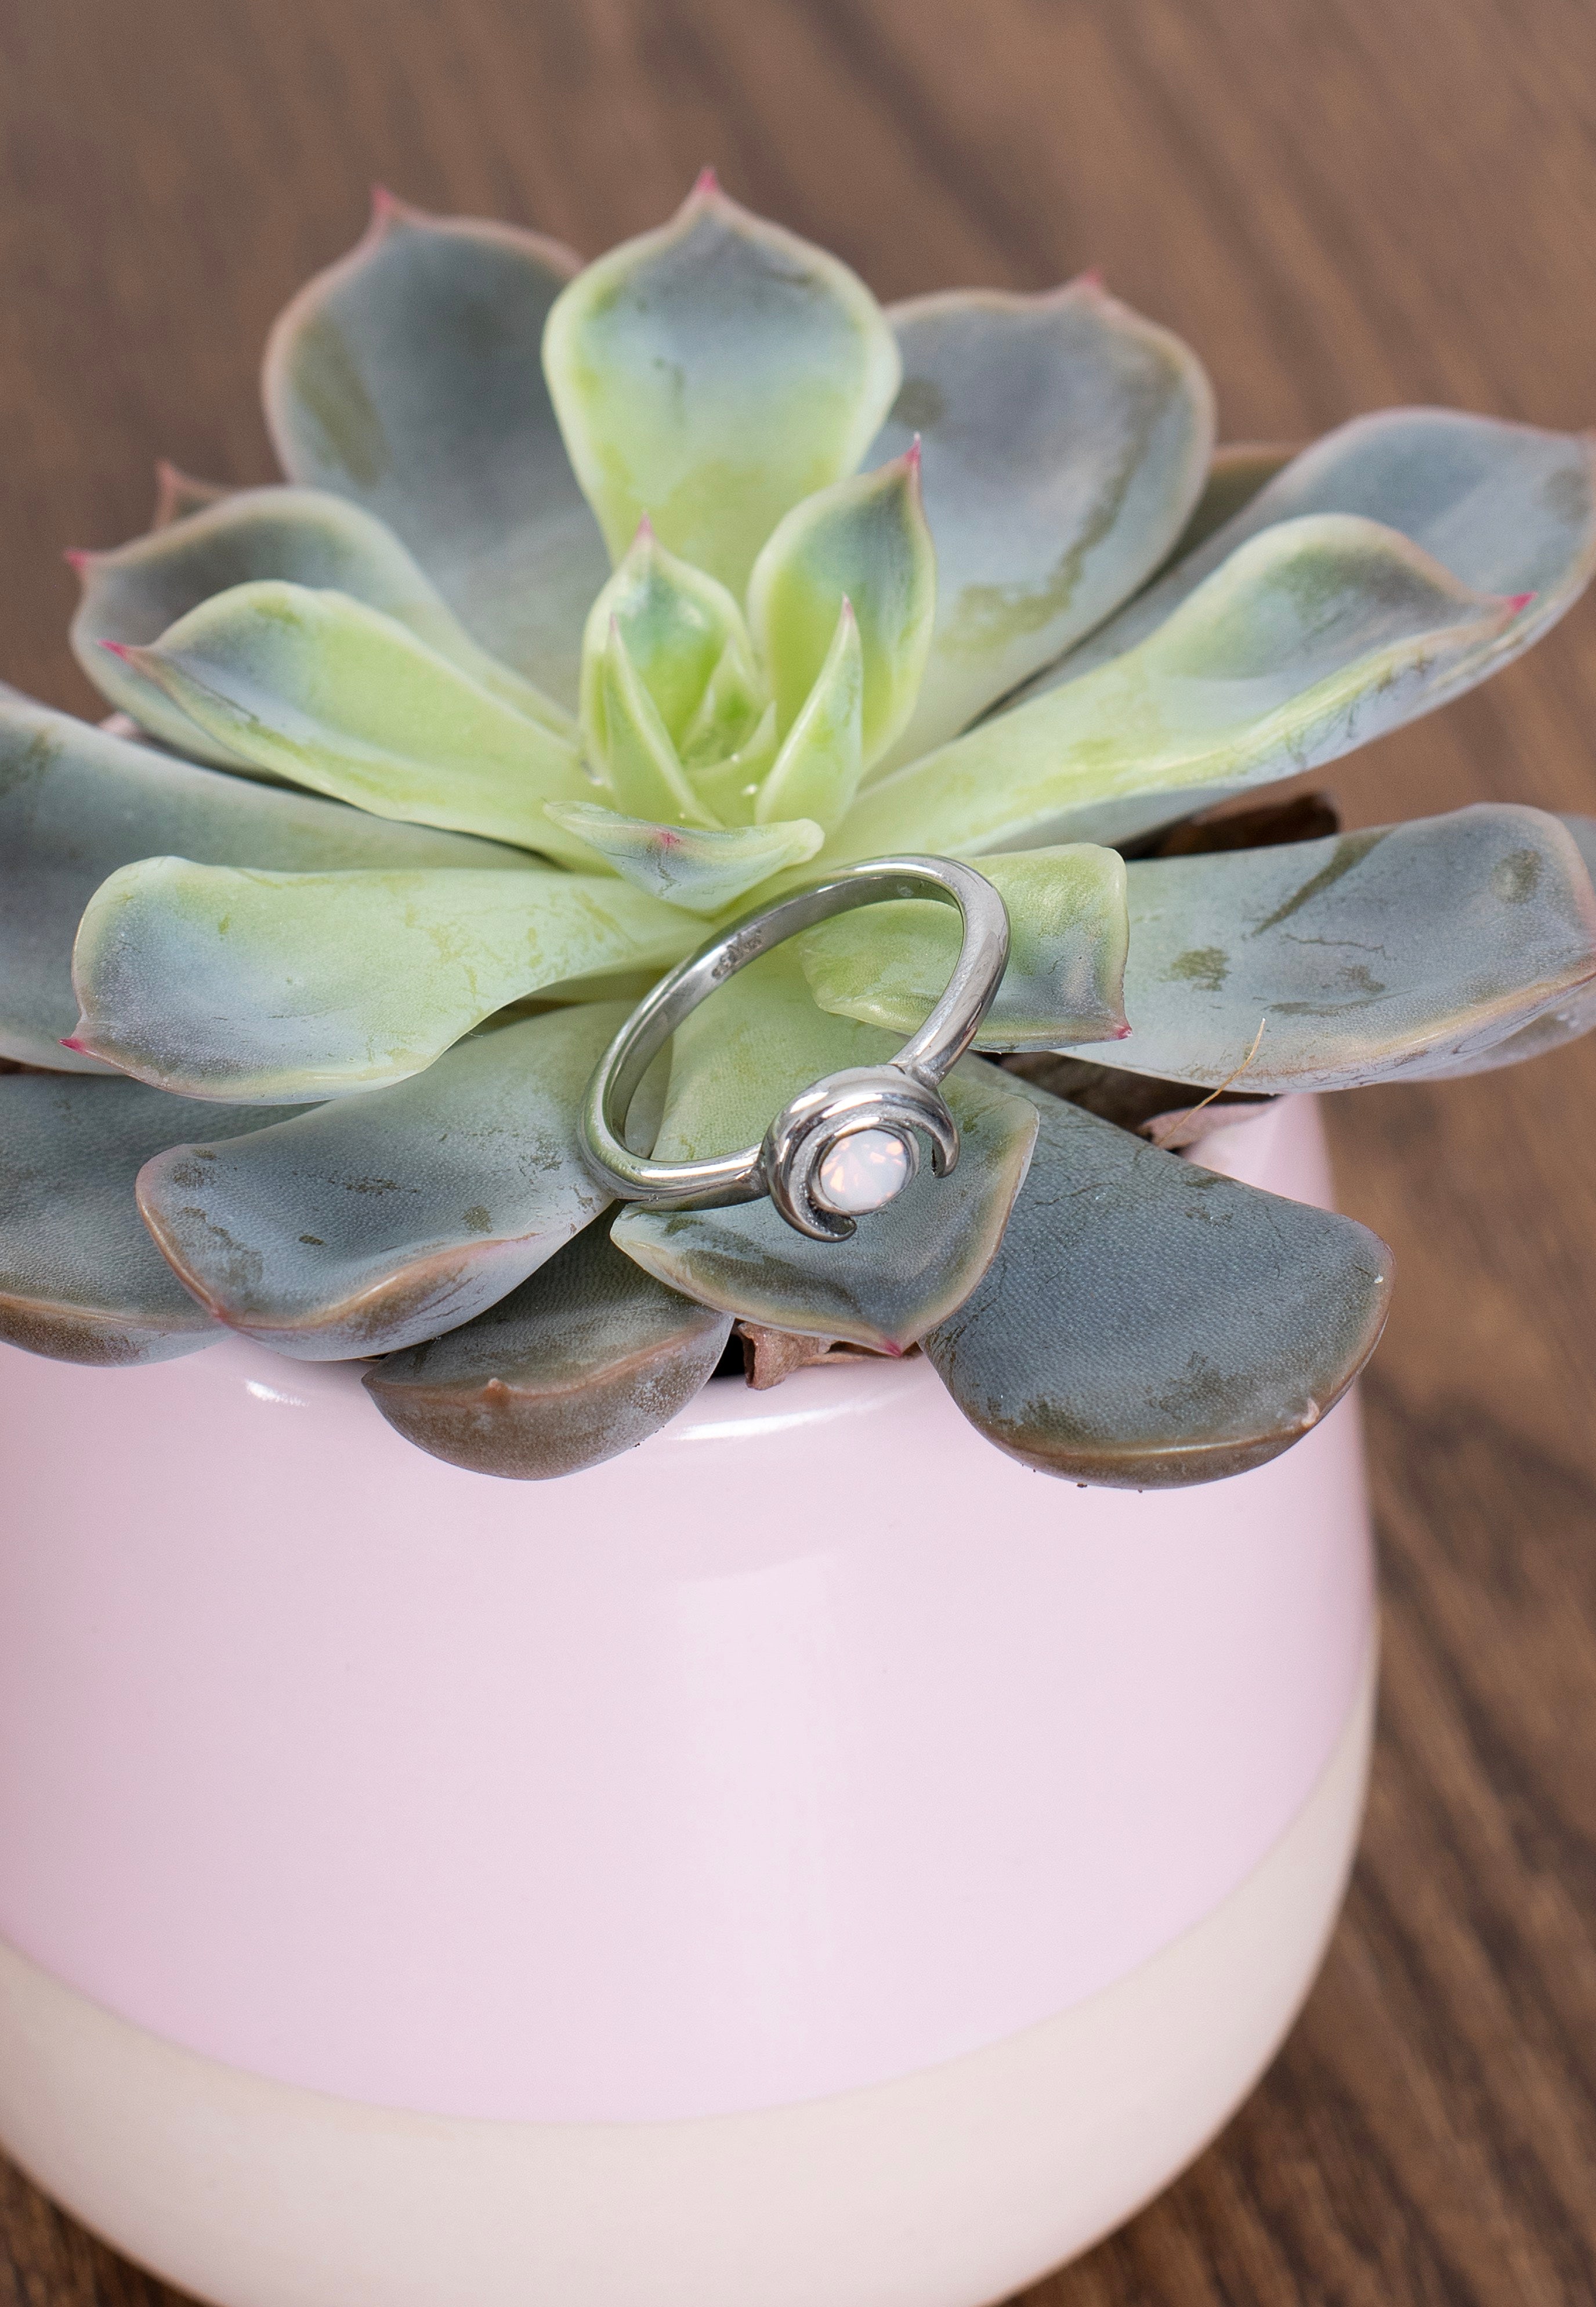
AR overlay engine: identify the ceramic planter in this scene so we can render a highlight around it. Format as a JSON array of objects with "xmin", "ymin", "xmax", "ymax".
[{"xmin": 0, "ymin": 1093, "xmax": 1374, "ymax": 2307}]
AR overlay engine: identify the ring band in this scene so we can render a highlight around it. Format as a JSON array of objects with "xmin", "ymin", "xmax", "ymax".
[{"xmin": 580, "ymin": 855, "xmax": 1011, "ymax": 1241}]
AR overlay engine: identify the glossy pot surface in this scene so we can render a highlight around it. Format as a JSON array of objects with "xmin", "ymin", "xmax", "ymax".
[{"xmin": 0, "ymin": 1094, "xmax": 1375, "ymax": 2306}]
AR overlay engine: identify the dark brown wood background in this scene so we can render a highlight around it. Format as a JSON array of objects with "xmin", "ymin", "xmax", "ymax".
[{"xmin": 2, "ymin": 1, "xmax": 1594, "ymax": 2300}]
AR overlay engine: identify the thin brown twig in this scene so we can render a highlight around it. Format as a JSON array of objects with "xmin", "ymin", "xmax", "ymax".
[{"xmin": 1146, "ymin": 1016, "xmax": 1269, "ymax": 1150}]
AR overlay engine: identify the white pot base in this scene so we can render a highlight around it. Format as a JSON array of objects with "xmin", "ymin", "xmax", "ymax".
[{"xmin": 0, "ymin": 1644, "xmax": 1374, "ymax": 2307}]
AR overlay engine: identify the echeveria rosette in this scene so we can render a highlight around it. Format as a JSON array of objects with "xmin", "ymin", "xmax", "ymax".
[{"xmin": 2, "ymin": 176, "xmax": 1593, "ymax": 1488}]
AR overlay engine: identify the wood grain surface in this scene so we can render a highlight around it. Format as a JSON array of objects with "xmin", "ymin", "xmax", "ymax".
[{"xmin": 2, "ymin": 2, "xmax": 1594, "ymax": 2301}]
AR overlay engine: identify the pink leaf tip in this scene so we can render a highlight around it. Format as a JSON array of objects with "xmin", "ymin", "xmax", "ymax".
[
  {"xmin": 1504, "ymin": 591, "xmax": 1536, "ymax": 613},
  {"xmin": 905, "ymin": 433, "xmax": 923, "ymax": 473},
  {"xmin": 59, "ymin": 1036, "xmax": 88, "ymax": 1054},
  {"xmin": 371, "ymin": 184, "xmax": 402, "ymax": 221},
  {"xmin": 634, "ymin": 512, "xmax": 656, "ymax": 542},
  {"xmin": 1114, "ymin": 1022, "xmax": 1134, "ymax": 1040},
  {"xmin": 1076, "ymin": 266, "xmax": 1106, "ymax": 291},
  {"xmin": 693, "ymin": 165, "xmax": 721, "ymax": 198},
  {"xmin": 62, "ymin": 548, "xmax": 92, "ymax": 574},
  {"xmin": 838, "ymin": 593, "xmax": 856, "ymax": 624},
  {"xmin": 97, "ymin": 640, "xmax": 133, "ymax": 661}
]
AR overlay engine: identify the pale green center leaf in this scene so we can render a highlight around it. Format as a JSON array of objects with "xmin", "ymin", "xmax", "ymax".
[
  {"xmin": 542, "ymin": 178, "xmax": 902, "ymax": 596},
  {"xmin": 68, "ymin": 860, "xmax": 697, "ymax": 1100},
  {"xmin": 829, "ymin": 513, "xmax": 1522, "ymax": 860},
  {"xmin": 596, "ymin": 621, "xmax": 720, "ymax": 827},
  {"xmin": 72, "ymin": 484, "xmax": 573, "ymax": 774},
  {"xmin": 125, "ymin": 580, "xmax": 596, "ymax": 861},
  {"xmin": 545, "ymin": 802, "xmax": 823, "ymax": 915},
  {"xmin": 753, "ymin": 604, "xmax": 865, "ymax": 834},
  {"xmin": 747, "ymin": 450, "xmax": 936, "ymax": 766},
  {"xmin": 800, "ymin": 845, "xmax": 1131, "ymax": 1049},
  {"xmin": 578, "ymin": 521, "xmax": 759, "ymax": 763}
]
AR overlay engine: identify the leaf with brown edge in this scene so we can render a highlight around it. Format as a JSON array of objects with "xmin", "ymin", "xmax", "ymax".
[
  {"xmin": 135, "ymin": 1005, "xmax": 626, "ymax": 1360},
  {"xmin": 363, "ymin": 1215, "xmax": 731, "ymax": 1480},
  {"xmin": 922, "ymin": 1078, "xmax": 1393, "ymax": 1488},
  {"xmin": 0, "ymin": 1074, "xmax": 306, "ymax": 1367},
  {"xmin": 1057, "ymin": 806, "xmax": 1596, "ymax": 1093}
]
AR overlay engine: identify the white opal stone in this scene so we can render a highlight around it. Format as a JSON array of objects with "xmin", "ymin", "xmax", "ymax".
[{"xmin": 816, "ymin": 1127, "xmax": 911, "ymax": 1214}]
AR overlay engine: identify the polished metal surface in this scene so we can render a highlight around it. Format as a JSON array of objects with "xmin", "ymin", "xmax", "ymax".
[{"xmin": 581, "ymin": 857, "xmax": 1011, "ymax": 1240}]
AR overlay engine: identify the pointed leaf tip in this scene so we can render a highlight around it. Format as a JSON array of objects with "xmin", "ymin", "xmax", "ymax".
[
  {"xmin": 1076, "ymin": 266, "xmax": 1106, "ymax": 289},
  {"xmin": 59, "ymin": 1036, "xmax": 87, "ymax": 1053},
  {"xmin": 693, "ymin": 165, "xmax": 721, "ymax": 197},
  {"xmin": 63, "ymin": 549, "xmax": 92, "ymax": 574},
  {"xmin": 1505, "ymin": 590, "xmax": 1537, "ymax": 611},
  {"xmin": 96, "ymin": 639, "xmax": 133, "ymax": 660}
]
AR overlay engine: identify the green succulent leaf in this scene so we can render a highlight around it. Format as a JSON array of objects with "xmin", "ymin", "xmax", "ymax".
[
  {"xmin": 136, "ymin": 1004, "xmax": 624, "ymax": 1360},
  {"xmin": 69, "ymin": 861, "xmax": 696, "ymax": 1101},
  {"xmin": 0, "ymin": 1074, "xmax": 302, "ymax": 1366},
  {"xmin": 685, "ymin": 705, "xmax": 779, "ymax": 825},
  {"xmin": 543, "ymin": 176, "xmax": 901, "ymax": 596},
  {"xmin": 753, "ymin": 604, "xmax": 864, "ymax": 833},
  {"xmin": 1414, "ymin": 812, "xmax": 1596, "ymax": 1078},
  {"xmin": 1163, "ymin": 443, "xmax": 1298, "ymax": 562},
  {"xmin": 747, "ymin": 450, "xmax": 935, "ymax": 769},
  {"xmin": 610, "ymin": 949, "xmax": 1038, "ymax": 1350},
  {"xmin": 0, "ymin": 691, "xmax": 524, "ymax": 1072},
  {"xmin": 150, "ymin": 462, "xmax": 232, "ymax": 528},
  {"xmin": 71, "ymin": 485, "xmax": 570, "ymax": 769},
  {"xmin": 594, "ymin": 621, "xmax": 719, "ymax": 827},
  {"xmin": 1037, "ymin": 408, "xmax": 1596, "ymax": 695},
  {"xmin": 868, "ymin": 280, "xmax": 1214, "ymax": 766},
  {"xmin": 678, "ymin": 641, "xmax": 769, "ymax": 773},
  {"xmin": 831, "ymin": 514, "xmax": 1522, "ymax": 859},
  {"xmin": 580, "ymin": 521, "xmax": 759, "ymax": 763},
  {"xmin": 263, "ymin": 192, "xmax": 608, "ymax": 708},
  {"xmin": 799, "ymin": 844, "xmax": 1130, "ymax": 1051},
  {"xmin": 119, "ymin": 581, "xmax": 595, "ymax": 859},
  {"xmin": 1054, "ymin": 806, "xmax": 1596, "ymax": 1091},
  {"xmin": 364, "ymin": 1214, "xmax": 732, "ymax": 1479},
  {"xmin": 544, "ymin": 802, "xmax": 823, "ymax": 914},
  {"xmin": 924, "ymin": 1079, "xmax": 1393, "ymax": 1487}
]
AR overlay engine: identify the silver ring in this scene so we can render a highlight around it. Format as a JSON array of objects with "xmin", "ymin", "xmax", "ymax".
[{"xmin": 581, "ymin": 856, "xmax": 1011, "ymax": 1241}]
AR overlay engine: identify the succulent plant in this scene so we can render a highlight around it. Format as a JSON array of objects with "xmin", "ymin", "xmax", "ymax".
[{"xmin": 4, "ymin": 176, "xmax": 1595, "ymax": 1487}]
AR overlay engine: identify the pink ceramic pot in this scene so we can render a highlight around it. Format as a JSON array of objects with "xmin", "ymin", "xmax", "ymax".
[{"xmin": 0, "ymin": 1095, "xmax": 1374, "ymax": 2307}]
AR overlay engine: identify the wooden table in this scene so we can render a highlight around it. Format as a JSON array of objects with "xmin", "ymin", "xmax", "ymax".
[{"xmin": 2, "ymin": 2, "xmax": 1593, "ymax": 2299}]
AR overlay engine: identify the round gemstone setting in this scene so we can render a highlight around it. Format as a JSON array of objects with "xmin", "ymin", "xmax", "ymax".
[{"xmin": 815, "ymin": 1127, "xmax": 913, "ymax": 1215}]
